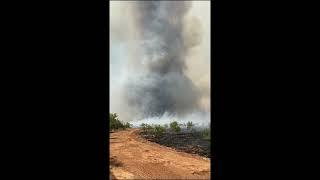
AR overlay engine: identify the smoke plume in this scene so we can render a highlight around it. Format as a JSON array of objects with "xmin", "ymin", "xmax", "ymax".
[{"xmin": 110, "ymin": 1, "xmax": 210, "ymax": 125}]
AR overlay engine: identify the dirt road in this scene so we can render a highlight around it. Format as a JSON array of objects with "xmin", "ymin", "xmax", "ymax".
[{"xmin": 110, "ymin": 128, "xmax": 210, "ymax": 179}]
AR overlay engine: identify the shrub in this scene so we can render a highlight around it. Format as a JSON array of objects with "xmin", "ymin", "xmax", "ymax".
[
  {"xmin": 153, "ymin": 125, "xmax": 165, "ymax": 137},
  {"xmin": 140, "ymin": 123, "xmax": 147, "ymax": 131},
  {"xmin": 109, "ymin": 113, "xmax": 130, "ymax": 131},
  {"xmin": 124, "ymin": 122, "xmax": 131, "ymax": 129},
  {"xmin": 187, "ymin": 121, "xmax": 194, "ymax": 130},
  {"xmin": 140, "ymin": 123, "xmax": 166, "ymax": 137},
  {"xmin": 202, "ymin": 128, "xmax": 210, "ymax": 140},
  {"xmin": 141, "ymin": 123, "xmax": 153, "ymax": 133},
  {"xmin": 146, "ymin": 124, "xmax": 153, "ymax": 132},
  {"xmin": 169, "ymin": 121, "xmax": 181, "ymax": 133}
]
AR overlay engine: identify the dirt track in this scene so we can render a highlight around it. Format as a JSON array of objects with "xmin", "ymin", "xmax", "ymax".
[{"xmin": 110, "ymin": 128, "xmax": 210, "ymax": 179}]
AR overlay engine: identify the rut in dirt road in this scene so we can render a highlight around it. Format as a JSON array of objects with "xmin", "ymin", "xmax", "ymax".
[{"xmin": 110, "ymin": 128, "xmax": 210, "ymax": 179}]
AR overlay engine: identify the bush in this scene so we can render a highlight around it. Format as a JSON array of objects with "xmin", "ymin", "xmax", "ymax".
[
  {"xmin": 140, "ymin": 123, "xmax": 147, "ymax": 131},
  {"xmin": 187, "ymin": 121, "xmax": 194, "ymax": 130},
  {"xmin": 141, "ymin": 123, "xmax": 153, "ymax": 132},
  {"xmin": 140, "ymin": 123, "xmax": 166, "ymax": 137},
  {"xmin": 146, "ymin": 124, "xmax": 153, "ymax": 132},
  {"xmin": 109, "ymin": 113, "xmax": 130, "ymax": 131},
  {"xmin": 153, "ymin": 125, "xmax": 165, "ymax": 137},
  {"xmin": 124, "ymin": 122, "xmax": 132, "ymax": 129},
  {"xmin": 170, "ymin": 121, "xmax": 181, "ymax": 133}
]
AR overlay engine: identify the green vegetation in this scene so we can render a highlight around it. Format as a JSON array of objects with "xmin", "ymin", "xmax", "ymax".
[
  {"xmin": 140, "ymin": 123, "xmax": 147, "ymax": 131},
  {"xmin": 186, "ymin": 121, "xmax": 193, "ymax": 130},
  {"xmin": 109, "ymin": 113, "xmax": 131, "ymax": 131},
  {"xmin": 153, "ymin": 125, "xmax": 166, "ymax": 137},
  {"xmin": 139, "ymin": 121, "xmax": 212, "ymax": 141},
  {"xmin": 140, "ymin": 123, "xmax": 166, "ymax": 137},
  {"xmin": 201, "ymin": 128, "xmax": 210, "ymax": 140},
  {"xmin": 124, "ymin": 122, "xmax": 132, "ymax": 129},
  {"xmin": 140, "ymin": 123, "xmax": 153, "ymax": 132},
  {"xmin": 169, "ymin": 121, "xmax": 181, "ymax": 133}
]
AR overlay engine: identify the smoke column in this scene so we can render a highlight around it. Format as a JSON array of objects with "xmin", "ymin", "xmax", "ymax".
[{"xmin": 110, "ymin": 1, "xmax": 210, "ymax": 126}]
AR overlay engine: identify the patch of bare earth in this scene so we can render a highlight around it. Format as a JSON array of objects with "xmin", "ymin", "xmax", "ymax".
[{"xmin": 110, "ymin": 128, "xmax": 210, "ymax": 179}]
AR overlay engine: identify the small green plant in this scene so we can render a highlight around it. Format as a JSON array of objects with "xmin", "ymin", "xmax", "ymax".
[{"xmin": 169, "ymin": 121, "xmax": 181, "ymax": 133}]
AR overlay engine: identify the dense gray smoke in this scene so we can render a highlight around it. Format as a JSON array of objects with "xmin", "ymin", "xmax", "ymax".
[
  {"xmin": 110, "ymin": 1, "xmax": 210, "ymax": 125},
  {"xmin": 124, "ymin": 1, "xmax": 203, "ymax": 118}
]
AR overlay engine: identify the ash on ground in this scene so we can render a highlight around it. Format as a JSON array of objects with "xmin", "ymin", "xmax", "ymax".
[{"xmin": 139, "ymin": 130, "xmax": 211, "ymax": 158}]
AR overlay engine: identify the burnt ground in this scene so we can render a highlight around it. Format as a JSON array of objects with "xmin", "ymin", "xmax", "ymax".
[{"xmin": 139, "ymin": 130, "xmax": 211, "ymax": 158}]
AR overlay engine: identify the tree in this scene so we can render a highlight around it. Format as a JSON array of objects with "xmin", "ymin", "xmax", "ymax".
[{"xmin": 110, "ymin": 113, "xmax": 126, "ymax": 130}]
